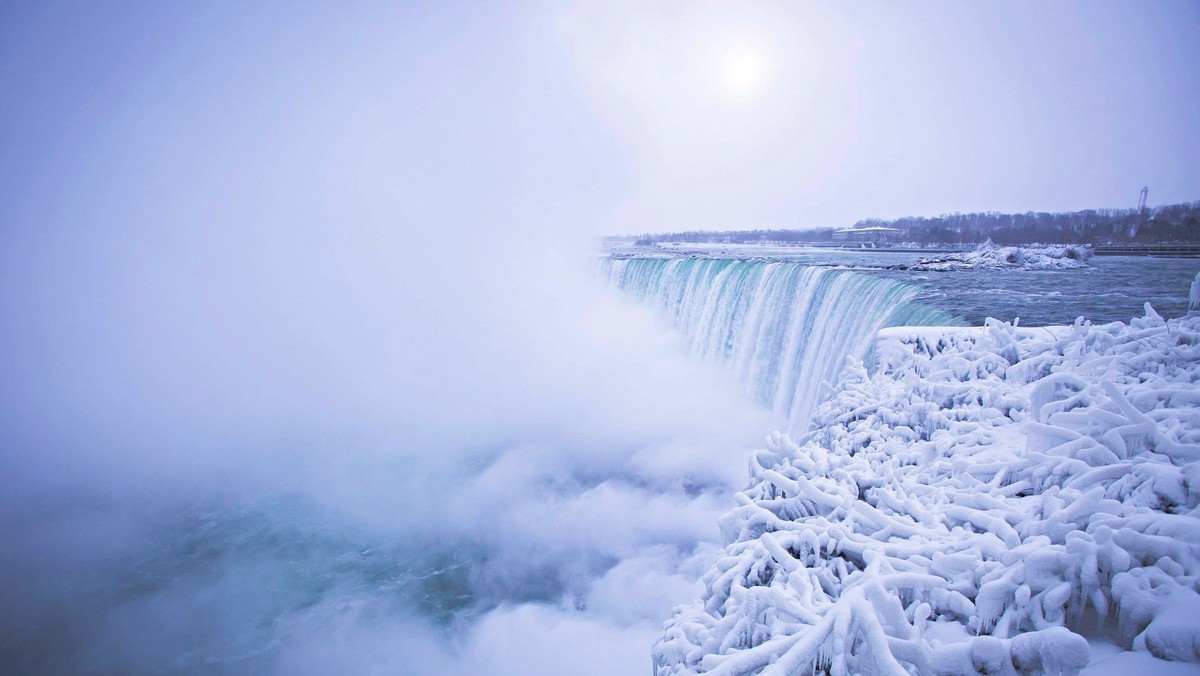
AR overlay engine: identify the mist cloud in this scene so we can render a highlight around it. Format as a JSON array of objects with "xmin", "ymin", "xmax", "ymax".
[{"xmin": 0, "ymin": 4, "xmax": 772, "ymax": 671}]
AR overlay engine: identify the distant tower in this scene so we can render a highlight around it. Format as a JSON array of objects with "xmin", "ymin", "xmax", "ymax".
[{"xmin": 1138, "ymin": 186, "xmax": 1149, "ymax": 217}]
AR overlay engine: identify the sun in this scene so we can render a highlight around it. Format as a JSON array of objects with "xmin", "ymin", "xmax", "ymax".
[{"xmin": 717, "ymin": 43, "xmax": 768, "ymax": 97}]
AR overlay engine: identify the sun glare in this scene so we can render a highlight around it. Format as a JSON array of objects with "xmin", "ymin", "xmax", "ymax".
[{"xmin": 717, "ymin": 44, "xmax": 767, "ymax": 97}]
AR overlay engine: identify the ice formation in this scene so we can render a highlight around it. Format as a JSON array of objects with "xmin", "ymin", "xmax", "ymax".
[
  {"xmin": 910, "ymin": 241, "xmax": 1093, "ymax": 271},
  {"xmin": 1189, "ymin": 272, "xmax": 1199, "ymax": 315},
  {"xmin": 655, "ymin": 305, "xmax": 1200, "ymax": 675}
]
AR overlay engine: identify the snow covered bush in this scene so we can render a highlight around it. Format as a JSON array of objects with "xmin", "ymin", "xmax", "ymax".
[{"xmin": 655, "ymin": 304, "xmax": 1200, "ymax": 675}]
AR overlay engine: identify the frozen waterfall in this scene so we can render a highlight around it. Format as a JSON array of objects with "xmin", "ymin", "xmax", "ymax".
[{"xmin": 601, "ymin": 257, "xmax": 961, "ymax": 433}]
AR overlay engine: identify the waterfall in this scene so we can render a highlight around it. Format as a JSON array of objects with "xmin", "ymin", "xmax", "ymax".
[{"xmin": 601, "ymin": 256, "xmax": 961, "ymax": 434}]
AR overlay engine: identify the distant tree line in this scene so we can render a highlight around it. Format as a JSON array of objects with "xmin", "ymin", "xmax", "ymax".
[{"xmin": 632, "ymin": 201, "xmax": 1200, "ymax": 246}]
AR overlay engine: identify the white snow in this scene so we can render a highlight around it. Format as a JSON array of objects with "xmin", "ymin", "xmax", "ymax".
[
  {"xmin": 654, "ymin": 304, "xmax": 1200, "ymax": 675},
  {"xmin": 912, "ymin": 240, "xmax": 1093, "ymax": 271}
]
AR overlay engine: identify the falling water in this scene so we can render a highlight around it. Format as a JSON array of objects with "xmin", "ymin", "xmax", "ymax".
[{"xmin": 601, "ymin": 256, "xmax": 962, "ymax": 433}]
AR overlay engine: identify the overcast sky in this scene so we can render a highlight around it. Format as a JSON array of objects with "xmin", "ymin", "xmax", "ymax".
[{"xmin": 2, "ymin": 0, "xmax": 1198, "ymax": 238}]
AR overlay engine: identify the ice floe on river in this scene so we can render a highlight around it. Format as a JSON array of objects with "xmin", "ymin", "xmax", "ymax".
[
  {"xmin": 654, "ymin": 289, "xmax": 1200, "ymax": 675},
  {"xmin": 907, "ymin": 241, "xmax": 1093, "ymax": 272}
]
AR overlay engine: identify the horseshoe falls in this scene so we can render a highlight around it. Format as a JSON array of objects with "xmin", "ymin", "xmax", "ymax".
[{"xmin": 601, "ymin": 257, "xmax": 962, "ymax": 433}]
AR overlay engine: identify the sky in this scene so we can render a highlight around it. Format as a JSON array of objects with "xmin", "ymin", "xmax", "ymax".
[
  {"xmin": 0, "ymin": 1, "xmax": 1199, "ymax": 672},
  {"xmin": 3, "ymin": 0, "xmax": 1198, "ymax": 238}
]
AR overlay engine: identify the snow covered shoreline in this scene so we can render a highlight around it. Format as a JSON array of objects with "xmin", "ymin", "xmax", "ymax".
[{"xmin": 654, "ymin": 295, "xmax": 1200, "ymax": 674}]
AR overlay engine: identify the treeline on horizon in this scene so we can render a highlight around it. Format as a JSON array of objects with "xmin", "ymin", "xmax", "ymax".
[{"xmin": 631, "ymin": 201, "xmax": 1200, "ymax": 246}]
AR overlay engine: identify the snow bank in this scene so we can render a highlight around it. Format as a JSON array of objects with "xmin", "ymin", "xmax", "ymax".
[
  {"xmin": 654, "ymin": 305, "xmax": 1200, "ymax": 675},
  {"xmin": 910, "ymin": 241, "xmax": 1093, "ymax": 271}
]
